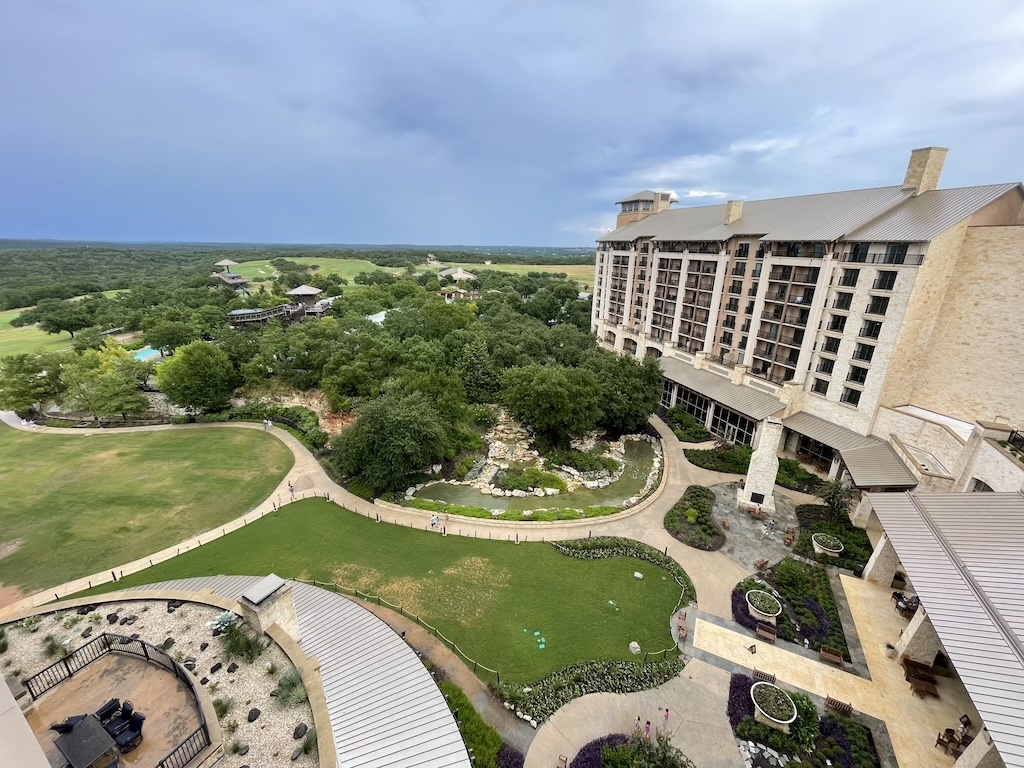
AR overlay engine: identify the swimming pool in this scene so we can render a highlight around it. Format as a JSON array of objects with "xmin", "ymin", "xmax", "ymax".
[{"xmin": 133, "ymin": 346, "xmax": 161, "ymax": 362}]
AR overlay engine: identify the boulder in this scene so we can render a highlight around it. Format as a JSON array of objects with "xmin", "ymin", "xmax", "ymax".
[
  {"xmin": 200, "ymin": 642, "xmax": 209, "ymax": 652},
  {"xmin": 247, "ymin": 708, "xmax": 261, "ymax": 723},
  {"xmin": 512, "ymin": 489, "xmax": 527, "ymax": 498},
  {"xmin": 227, "ymin": 663, "xmax": 239, "ymax": 673},
  {"xmin": 80, "ymin": 627, "xmax": 93, "ymax": 639},
  {"xmin": 162, "ymin": 638, "xmax": 175, "ymax": 650},
  {"xmin": 210, "ymin": 662, "xmax": 223, "ymax": 674},
  {"xmin": 107, "ymin": 614, "xmax": 120, "ymax": 625},
  {"xmin": 291, "ymin": 747, "xmax": 303, "ymax": 761},
  {"xmin": 200, "ymin": 677, "xmax": 209, "ymax": 685},
  {"xmin": 533, "ymin": 488, "xmax": 544, "ymax": 497},
  {"xmin": 544, "ymin": 487, "xmax": 560, "ymax": 496},
  {"xmin": 431, "ymin": 464, "xmax": 442, "ymax": 474},
  {"xmin": 479, "ymin": 487, "xmax": 492, "ymax": 495},
  {"xmin": 293, "ymin": 723, "xmax": 308, "ymax": 740},
  {"xmin": 238, "ymin": 745, "xmax": 249, "ymax": 756},
  {"xmin": 629, "ymin": 641, "xmax": 641, "ymax": 655}
]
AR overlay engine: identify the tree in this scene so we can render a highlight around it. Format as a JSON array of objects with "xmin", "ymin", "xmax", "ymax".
[
  {"xmin": 145, "ymin": 320, "xmax": 196, "ymax": 355},
  {"xmin": 156, "ymin": 341, "xmax": 236, "ymax": 413},
  {"xmin": 330, "ymin": 392, "xmax": 452, "ymax": 491},
  {"xmin": 12, "ymin": 298, "xmax": 93, "ymax": 338},
  {"xmin": 501, "ymin": 365, "xmax": 601, "ymax": 448},
  {"xmin": 817, "ymin": 477, "xmax": 855, "ymax": 521},
  {"xmin": 0, "ymin": 354, "xmax": 66, "ymax": 412},
  {"xmin": 584, "ymin": 351, "xmax": 661, "ymax": 435},
  {"xmin": 60, "ymin": 341, "xmax": 150, "ymax": 420},
  {"xmin": 71, "ymin": 327, "xmax": 105, "ymax": 353},
  {"xmin": 455, "ymin": 336, "xmax": 500, "ymax": 404}
]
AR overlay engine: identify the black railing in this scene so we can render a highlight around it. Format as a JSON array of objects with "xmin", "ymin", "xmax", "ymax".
[
  {"xmin": 841, "ymin": 252, "xmax": 925, "ymax": 265},
  {"xmin": 1008, "ymin": 430, "xmax": 1024, "ymax": 451},
  {"xmin": 157, "ymin": 724, "xmax": 211, "ymax": 768},
  {"xmin": 24, "ymin": 633, "xmax": 113, "ymax": 699}
]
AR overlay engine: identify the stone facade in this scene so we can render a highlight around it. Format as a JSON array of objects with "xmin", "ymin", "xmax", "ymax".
[
  {"xmin": 239, "ymin": 582, "xmax": 301, "ymax": 643},
  {"xmin": 906, "ymin": 226, "xmax": 1024, "ymax": 425},
  {"xmin": 902, "ymin": 147, "xmax": 948, "ymax": 195},
  {"xmin": 738, "ymin": 418, "xmax": 783, "ymax": 514},
  {"xmin": 955, "ymin": 731, "xmax": 1008, "ymax": 768},
  {"xmin": 895, "ymin": 609, "xmax": 944, "ymax": 666},
  {"xmin": 862, "ymin": 535, "xmax": 901, "ymax": 586},
  {"xmin": 960, "ymin": 439, "xmax": 1024, "ymax": 492}
]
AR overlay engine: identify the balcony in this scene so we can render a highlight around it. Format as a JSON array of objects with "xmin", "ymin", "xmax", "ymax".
[
  {"xmin": 788, "ymin": 290, "xmax": 814, "ymax": 305},
  {"xmin": 777, "ymin": 334, "xmax": 804, "ymax": 347},
  {"xmin": 792, "ymin": 269, "xmax": 820, "ymax": 284},
  {"xmin": 749, "ymin": 368, "xmax": 792, "ymax": 385},
  {"xmin": 841, "ymin": 252, "xmax": 924, "ymax": 265},
  {"xmin": 765, "ymin": 291, "xmax": 788, "ymax": 302},
  {"xmin": 832, "ymin": 298, "xmax": 853, "ymax": 311},
  {"xmin": 838, "ymin": 275, "xmax": 859, "ymax": 287}
]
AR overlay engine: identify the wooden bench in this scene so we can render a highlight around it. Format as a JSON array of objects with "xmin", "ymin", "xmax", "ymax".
[
  {"xmin": 755, "ymin": 622, "xmax": 777, "ymax": 643},
  {"xmin": 754, "ymin": 559, "xmax": 769, "ymax": 571},
  {"xmin": 749, "ymin": 507, "xmax": 766, "ymax": 521},
  {"xmin": 752, "ymin": 669, "xmax": 776, "ymax": 684},
  {"xmin": 677, "ymin": 611, "xmax": 688, "ymax": 642},
  {"xmin": 909, "ymin": 676, "xmax": 939, "ymax": 698},
  {"xmin": 784, "ymin": 528, "xmax": 796, "ymax": 546},
  {"xmin": 819, "ymin": 646, "xmax": 845, "ymax": 666},
  {"xmin": 557, "ymin": 756, "xmax": 568, "ymax": 768},
  {"xmin": 825, "ymin": 696, "xmax": 853, "ymax": 717},
  {"xmin": 721, "ymin": 518, "xmax": 731, "ymax": 530}
]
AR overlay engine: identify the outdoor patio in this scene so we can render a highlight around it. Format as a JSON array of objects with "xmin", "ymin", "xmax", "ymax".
[
  {"xmin": 710, "ymin": 482, "xmax": 800, "ymax": 573},
  {"xmin": 24, "ymin": 652, "xmax": 201, "ymax": 767}
]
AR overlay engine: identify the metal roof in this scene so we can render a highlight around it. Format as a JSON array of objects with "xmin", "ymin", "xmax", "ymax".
[
  {"xmin": 131, "ymin": 576, "xmax": 470, "ymax": 768},
  {"xmin": 615, "ymin": 190, "xmax": 659, "ymax": 204},
  {"xmin": 214, "ymin": 259, "xmax": 239, "ymax": 267},
  {"xmin": 838, "ymin": 441, "xmax": 917, "ymax": 488},
  {"xmin": 241, "ymin": 573, "xmax": 285, "ymax": 605},
  {"xmin": 867, "ymin": 491, "xmax": 1024, "ymax": 768},
  {"xmin": 660, "ymin": 357, "xmax": 784, "ymax": 420},
  {"xmin": 601, "ymin": 186, "xmax": 911, "ymax": 243},
  {"xmin": 287, "ymin": 284, "xmax": 323, "ymax": 296},
  {"xmin": 845, "ymin": 183, "xmax": 1021, "ymax": 242},
  {"xmin": 783, "ymin": 411, "xmax": 873, "ymax": 451}
]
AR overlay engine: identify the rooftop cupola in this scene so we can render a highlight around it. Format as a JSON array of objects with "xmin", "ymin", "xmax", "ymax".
[{"xmin": 614, "ymin": 190, "xmax": 678, "ymax": 228}]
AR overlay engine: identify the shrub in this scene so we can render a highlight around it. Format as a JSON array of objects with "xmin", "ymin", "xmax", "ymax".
[
  {"xmin": 302, "ymin": 728, "xmax": 318, "ymax": 756},
  {"xmin": 497, "ymin": 744, "xmax": 525, "ymax": 768},
  {"xmin": 220, "ymin": 623, "xmax": 268, "ymax": 663},
  {"xmin": 452, "ymin": 454, "xmax": 478, "ymax": 480},
  {"xmin": 665, "ymin": 408, "xmax": 711, "ymax": 442},
  {"xmin": 767, "ymin": 559, "xmax": 850, "ymax": 659},
  {"xmin": 793, "ymin": 504, "xmax": 873, "ymax": 571},
  {"xmin": 495, "ymin": 466, "xmax": 567, "ymax": 493},
  {"xmin": 747, "ymin": 590, "xmax": 782, "ymax": 615},
  {"xmin": 17, "ymin": 616, "xmax": 41, "ymax": 633},
  {"xmin": 43, "ymin": 634, "xmax": 69, "ymax": 659},
  {"xmin": 820, "ymin": 715, "xmax": 881, "ymax": 768},
  {"xmin": 212, "ymin": 697, "xmax": 234, "ymax": 718},
  {"xmin": 469, "ymin": 404, "xmax": 498, "ymax": 429},
  {"xmin": 570, "ymin": 735, "xmax": 632, "ymax": 768},
  {"xmin": 603, "ymin": 733, "xmax": 696, "ymax": 768},
  {"xmin": 544, "ymin": 448, "xmax": 618, "ymax": 474},
  {"xmin": 789, "ymin": 693, "xmax": 821, "ymax": 753},
  {"xmin": 496, "ymin": 659, "xmax": 683, "ymax": 723},
  {"xmin": 275, "ymin": 668, "xmax": 308, "ymax": 706},
  {"xmin": 169, "ymin": 414, "xmax": 192, "ymax": 424},
  {"xmin": 664, "ymin": 485, "xmax": 723, "ymax": 551},
  {"xmin": 776, "ymin": 459, "xmax": 823, "ymax": 493},
  {"xmin": 684, "ymin": 445, "xmax": 752, "ymax": 473},
  {"xmin": 727, "ymin": 674, "xmax": 755, "ymax": 727},
  {"xmin": 555, "ymin": 537, "xmax": 695, "ymax": 603},
  {"xmin": 752, "ymin": 683, "xmax": 796, "ymax": 721},
  {"xmin": 440, "ymin": 680, "xmax": 503, "ymax": 768}
]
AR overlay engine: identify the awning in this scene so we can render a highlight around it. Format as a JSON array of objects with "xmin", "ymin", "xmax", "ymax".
[
  {"xmin": 660, "ymin": 357, "xmax": 784, "ymax": 421},
  {"xmin": 840, "ymin": 441, "xmax": 917, "ymax": 488},
  {"xmin": 783, "ymin": 411, "xmax": 873, "ymax": 451},
  {"xmin": 868, "ymin": 491, "xmax": 1024, "ymax": 768}
]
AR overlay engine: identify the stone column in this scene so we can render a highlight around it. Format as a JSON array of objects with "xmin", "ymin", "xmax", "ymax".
[
  {"xmin": 955, "ymin": 730, "xmax": 1007, "ymax": 768},
  {"xmin": 896, "ymin": 608, "xmax": 943, "ymax": 665},
  {"xmin": 738, "ymin": 418, "xmax": 783, "ymax": 514},
  {"xmin": 862, "ymin": 534, "xmax": 901, "ymax": 585},
  {"xmin": 238, "ymin": 574, "xmax": 301, "ymax": 643}
]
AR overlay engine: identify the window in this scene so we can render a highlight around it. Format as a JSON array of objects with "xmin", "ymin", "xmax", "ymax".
[
  {"xmin": 811, "ymin": 243, "xmax": 826, "ymax": 258},
  {"xmin": 827, "ymin": 315, "xmax": 847, "ymax": 332},
  {"xmin": 873, "ymin": 271, "xmax": 897, "ymax": 290},
  {"xmin": 737, "ymin": 243, "xmax": 750, "ymax": 259},
  {"xmin": 816, "ymin": 358, "xmax": 835, "ymax": 375},
  {"xmin": 885, "ymin": 243, "xmax": 909, "ymax": 263},
  {"xmin": 841, "ymin": 388, "xmax": 862, "ymax": 407},
  {"xmin": 752, "ymin": 263, "xmax": 762, "ymax": 278},
  {"xmin": 675, "ymin": 385, "xmax": 710, "ymax": 425},
  {"xmin": 971, "ymin": 478, "xmax": 995, "ymax": 492},
  {"xmin": 726, "ymin": 298, "xmax": 739, "ymax": 312},
  {"xmin": 847, "ymin": 365, "xmax": 869, "ymax": 385},
  {"xmin": 720, "ymin": 331, "xmax": 734, "ymax": 345},
  {"xmin": 833, "ymin": 292, "xmax": 853, "ymax": 310},
  {"xmin": 839, "ymin": 268, "xmax": 859, "ymax": 287},
  {"xmin": 866, "ymin": 296, "xmax": 890, "ymax": 316},
  {"xmin": 860, "ymin": 320, "xmax": 882, "ymax": 339},
  {"xmin": 786, "ymin": 243, "xmax": 802, "ymax": 258},
  {"xmin": 853, "ymin": 343, "xmax": 875, "ymax": 362},
  {"xmin": 811, "ymin": 378, "xmax": 829, "ymax": 396},
  {"xmin": 746, "ymin": 301, "xmax": 755, "ymax": 315},
  {"xmin": 849, "ymin": 243, "xmax": 869, "ymax": 262},
  {"xmin": 733, "ymin": 262, "xmax": 747, "ymax": 276},
  {"xmin": 709, "ymin": 404, "xmax": 758, "ymax": 446},
  {"xmin": 756, "ymin": 245, "xmax": 766, "ymax": 259},
  {"xmin": 741, "ymin": 319, "xmax": 751, "ymax": 333},
  {"xmin": 661, "ymin": 380, "xmax": 675, "ymax": 409},
  {"xmin": 729, "ymin": 279, "xmax": 743, "ymax": 294},
  {"xmin": 822, "ymin": 336, "xmax": 841, "ymax": 354}
]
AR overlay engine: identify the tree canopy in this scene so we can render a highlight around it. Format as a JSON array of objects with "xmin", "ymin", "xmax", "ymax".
[
  {"xmin": 155, "ymin": 341, "xmax": 236, "ymax": 413},
  {"xmin": 502, "ymin": 365, "xmax": 602, "ymax": 448}
]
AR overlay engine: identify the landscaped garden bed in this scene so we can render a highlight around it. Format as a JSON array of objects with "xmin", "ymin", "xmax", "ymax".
[
  {"xmin": 728, "ymin": 674, "xmax": 880, "ymax": 768},
  {"xmin": 751, "ymin": 681, "xmax": 797, "ymax": 729},
  {"xmin": 684, "ymin": 444, "xmax": 752, "ymax": 473},
  {"xmin": 775, "ymin": 458, "xmax": 824, "ymax": 493},
  {"xmin": 496, "ymin": 658, "xmax": 684, "ymax": 723},
  {"xmin": 731, "ymin": 558, "xmax": 850, "ymax": 660},
  {"xmin": 665, "ymin": 407, "xmax": 711, "ymax": 443},
  {"xmin": 812, "ymin": 532, "xmax": 844, "ymax": 556},
  {"xmin": 569, "ymin": 732, "xmax": 695, "ymax": 767},
  {"xmin": 746, "ymin": 589, "xmax": 783, "ymax": 622},
  {"xmin": 794, "ymin": 504, "xmax": 873, "ymax": 572},
  {"xmin": 554, "ymin": 536, "xmax": 696, "ymax": 604},
  {"xmin": 664, "ymin": 485, "xmax": 725, "ymax": 551}
]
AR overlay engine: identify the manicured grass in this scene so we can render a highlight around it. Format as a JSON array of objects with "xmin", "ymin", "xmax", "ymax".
[
  {"xmin": 0, "ymin": 308, "xmax": 70, "ymax": 358},
  {"xmin": 82, "ymin": 498, "xmax": 682, "ymax": 681},
  {"xmin": 425, "ymin": 262, "xmax": 595, "ymax": 288},
  {"xmin": 231, "ymin": 258, "xmax": 403, "ymax": 285},
  {"xmin": 0, "ymin": 424, "xmax": 294, "ymax": 594}
]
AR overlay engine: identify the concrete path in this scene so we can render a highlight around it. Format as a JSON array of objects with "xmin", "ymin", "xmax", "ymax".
[{"xmin": 523, "ymin": 658, "xmax": 742, "ymax": 768}]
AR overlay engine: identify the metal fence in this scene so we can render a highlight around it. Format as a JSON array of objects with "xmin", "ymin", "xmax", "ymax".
[
  {"xmin": 22, "ymin": 632, "xmax": 212, "ymax": 766},
  {"xmin": 1008, "ymin": 430, "xmax": 1024, "ymax": 451}
]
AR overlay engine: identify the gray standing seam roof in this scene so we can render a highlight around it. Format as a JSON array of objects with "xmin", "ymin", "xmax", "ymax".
[
  {"xmin": 845, "ymin": 183, "xmax": 1021, "ymax": 241},
  {"xmin": 867, "ymin": 491, "xmax": 1024, "ymax": 768},
  {"xmin": 615, "ymin": 190, "xmax": 659, "ymax": 204},
  {"xmin": 129, "ymin": 576, "xmax": 471, "ymax": 768},
  {"xmin": 782, "ymin": 411, "xmax": 873, "ymax": 452},
  {"xmin": 838, "ymin": 441, "xmax": 917, "ymax": 488},
  {"xmin": 660, "ymin": 357, "xmax": 784, "ymax": 420}
]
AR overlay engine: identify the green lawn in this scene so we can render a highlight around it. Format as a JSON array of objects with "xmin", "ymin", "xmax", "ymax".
[
  {"xmin": 0, "ymin": 308, "xmax": 70, "ymax": 358},
  {"xmin": 425, "ymin": 262, "xmax": 595, "ymax": 288},
  {"xmin": 232, "ymin": 258, "xmax": 402, "ymax": 285},
  {"xmin": 0, "ymin": 424, "xmax": 294, "ymax": 595},
  {"xmin": 82, "ymin": 498, "xmax": 681, "ymax": 681}
]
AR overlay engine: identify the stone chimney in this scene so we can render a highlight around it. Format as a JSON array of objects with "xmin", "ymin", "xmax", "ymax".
[
  {"xmin": 238, "ymin": 574, "xmax": 300, "ymax": 642},
  {"xmin": 902, "ymin": 147, "xmax": 948, "ymax": 196},
  {"xmin": 737, "ymin": 418, "xmax": 783, "ymax": 515},
  {"xmin": 724, "ymin": 200, "xmax": 743, "ymax": 225}
]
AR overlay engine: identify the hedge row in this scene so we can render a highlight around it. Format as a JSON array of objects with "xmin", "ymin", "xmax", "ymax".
[{"xmin": 554, "ymin": 536, "xmax": 695, "ymax": 604}]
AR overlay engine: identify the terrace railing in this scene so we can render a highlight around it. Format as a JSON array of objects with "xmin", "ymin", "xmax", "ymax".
[
  {"xmin": 1008, "ymin": 430, "xmax": 1024, "ymax": 451},
  {"xmin": 156, "ymin": 724, "xmax": 211, "ymax": 768}
]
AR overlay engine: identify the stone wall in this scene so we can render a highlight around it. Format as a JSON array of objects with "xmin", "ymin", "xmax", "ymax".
[
  {"xmin": 960, "ymin": 440, "xmax": 1024, "ymax": 492},
  {"xmin": 907, "ymin": 225, "xmax": 1024, "ymax": 424},
  {"xmin": 896, "ymin": 609, "xmax": 944, "ymax": 666},
  {"xmin": 872, "ymin": 407, "xmax": 969, "ymax": 477}
]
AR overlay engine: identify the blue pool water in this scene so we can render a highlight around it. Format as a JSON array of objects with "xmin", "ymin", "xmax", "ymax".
[{"xmin": 134, "ymin": 346, "xmax": 161, "ymax": 362}]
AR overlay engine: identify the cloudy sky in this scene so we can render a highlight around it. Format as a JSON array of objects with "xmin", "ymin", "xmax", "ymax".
[{"xmin": 2, "ymin": 1, "xmax": 1024, "ymax": 246}]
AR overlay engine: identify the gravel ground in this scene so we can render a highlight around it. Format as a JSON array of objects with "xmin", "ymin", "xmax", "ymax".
[{"xmin": 1, "ymin": 600, "xmax": 318, "ymax": 767}]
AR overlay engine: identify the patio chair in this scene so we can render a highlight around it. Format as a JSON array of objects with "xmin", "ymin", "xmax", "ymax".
[
  {"xmin": 104, "ymin": 700, "xmax": 134, "ymax": 736},
  {"xmin": 94, "ymin": 698, "xmax": 120, "ymax": 724},
  {"xmin": 114, "ymin": 712, "xmax": 146, "ymax": 753},
  {"xmin": 935, "ymin": 732, "xmax": 951, "ymax": 753},
  {"xmin": 960, "ymin": 714, "xmax": 973, "ymax": 730},
  {"xmin": 49, "ymin": 715, "xmax": 88, "ymax": 735}
]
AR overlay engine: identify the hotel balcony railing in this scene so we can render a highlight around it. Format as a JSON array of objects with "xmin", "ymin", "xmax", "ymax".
[
  {"xmin": 791, "ymin": 271, "xmax": 820, "ymax": 284},
  {"xmin": 838, "ymin": 277, "xmax": 859, "ymax": 287},
  {"xmin": 832, "ymin": 299, "xmax": 852, "ymax": 310},
  {"xmin": 777, "ymin": 334, "xmax": 804, "ymax": 347},
  {"xmin": 787, "ymin": 292, "xmax": 814, "ymax": 304},
  {"xmin": 765, "ymin": 292, "xmax": 788, "ymax": 301},
  {"xmin": 749, "ymin": 369, "xmax": 791, "ymax": 385},
  {"xmin": 841, "ymin": 252, "xmax": 925, "ymax": 265}
]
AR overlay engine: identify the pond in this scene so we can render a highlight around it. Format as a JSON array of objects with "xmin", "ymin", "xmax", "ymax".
[{"xmin": 415, "ymin": 440, "xmax": 657, "ymax": 511}]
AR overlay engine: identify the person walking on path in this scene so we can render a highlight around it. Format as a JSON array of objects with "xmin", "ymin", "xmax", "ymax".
[
  {"xmin": 663, "ymin": 707, "xmax": 670, "ymax": 725},
  {"xmin": 644, "ymin": 720, "xmax": 651, "ymax": 738},
  {"xmin": 288, "ymin": 480, "xmax": 295, "ymax": 500},
  {"xmin": 634, "ymin": 716, "xmax": 641, "ymax": 734}
]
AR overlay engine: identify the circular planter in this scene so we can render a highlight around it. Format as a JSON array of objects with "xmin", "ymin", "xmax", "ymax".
[
  {"xmin": 812, "ymin": 533, "xmax": 845, "ymax": 557},
  {"xmin": 750, "ymin": 681, "xmax": 797, "ymax": 733},
  {"xmin": 745, "ymin": 589, "xmax": 782, "ymax": 624}
]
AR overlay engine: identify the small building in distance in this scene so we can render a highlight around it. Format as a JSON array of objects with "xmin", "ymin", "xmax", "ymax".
[
  {"xmin": 287, "ymin": 285, "xmax": 331, "ymax": 318},
  {"xmin": 438, "ymin": 267, "xmax": 477, "ymax": 282},
  {"xmin": 438, "ymin": 287, "xmax": 482, "ymax": 304},
  {"xmin": 211, "ymin": 259, "xmax": 250, "ymax": 294}
]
